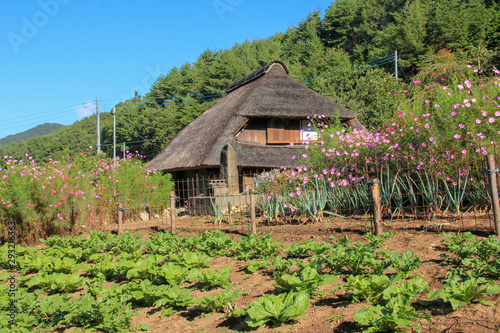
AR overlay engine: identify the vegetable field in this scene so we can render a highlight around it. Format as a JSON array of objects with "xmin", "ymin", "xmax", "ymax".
[{"xmin": 2, "ymin": 220, "xmax": 500, "ymax": 332}]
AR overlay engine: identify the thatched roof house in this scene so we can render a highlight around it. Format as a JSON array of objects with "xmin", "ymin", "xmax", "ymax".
[{"xmin": 148, "ymin": 60, "xmax": 363, "ymax": 198}]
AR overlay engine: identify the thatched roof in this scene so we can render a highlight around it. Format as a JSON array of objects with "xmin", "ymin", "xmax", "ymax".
[{"xmin": 148, "ymin": 60, "xmax": 363, "ymax": 172}]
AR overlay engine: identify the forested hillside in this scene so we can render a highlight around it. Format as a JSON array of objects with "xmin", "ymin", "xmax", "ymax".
[
  {"xmin": 1, "ymin": 0, "xmax": 499, "ymax": 162},
  {"xmin": 0, "ymin": 123, "xmax": 64, "ymax": 146}
]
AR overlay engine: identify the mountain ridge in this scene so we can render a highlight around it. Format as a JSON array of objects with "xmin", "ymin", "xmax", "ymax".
[{"xmin": 0, "ymin": 123, "xmax": 65, "ymax": 146}]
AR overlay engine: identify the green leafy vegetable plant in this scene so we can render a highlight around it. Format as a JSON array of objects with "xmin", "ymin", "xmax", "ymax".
[
  {"xmin": 275, "ymin": 266, "xmax": 337, "ymax": 295},
  {"xmin": 200, "ymin": 266, "xmax": 233, "ymax": 290},
  {"xmin": 245, "ymin": 290, "xmax": 310, "ymax": 327},
  {"xmin": 195, "ymin": 286, "xmax": 243, "ymax": 313},
  {"xmin": 428, "ymin": 275, "xmax": 500, "ymax": 310},
  {"xmin": 23, "ymin": 272, "xmax": 85, "ymax": 293},
  {"xmin": 232, "ymin": 232, "xmax": 281, "ymax": 260},
  {"xmin": 387, "ymin": 251, "xmax": 422, "ymax": 277},
  {"xmin": 152, "ymin": 286, "xmax": 195, "ymax": 317},
  {"xmin": 382, "ymin": 276, "xmax": 429, "ymax": 304},
  {"xmin": 283, "ymin": 239, "xmax": 327, "ymax": 258},
  {"xmin": 241, "ymin": 259, "xmax": 271, "ymax": 274},
  {"xmin": 342, "ymin": 274, "xmax": 395, "ymax": 304},
  {"xmin": 354, "ymin": 295, "xmax": 431, "ymax": 333}
]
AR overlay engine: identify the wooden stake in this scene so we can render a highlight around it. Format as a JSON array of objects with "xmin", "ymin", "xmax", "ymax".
[
  {"xmin": 370, "ymin": 177, "xmax": 383, "ymax": 236},
  {"xmin": 117, "ymin": 202, "xmax": 123, "ymax": 235},
  {"xmin": 250, "ymin": 193, "xmax": 257, "ymax": 234},
  {"xmin": 170, "ymin": 191, "xmax": 176, "ymax": 234},
  {"xmin": 485, "ymin": 155, "xmax": 500, "ymax": 236}
]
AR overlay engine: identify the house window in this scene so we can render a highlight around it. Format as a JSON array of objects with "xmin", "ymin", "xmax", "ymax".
[
  {"xmin": 266, "ymin": 119, "xmax": 300, "ymax": 144},
  {"xmin": 300, "ymin": 120, "xmax": 318, "ymax": 141}
]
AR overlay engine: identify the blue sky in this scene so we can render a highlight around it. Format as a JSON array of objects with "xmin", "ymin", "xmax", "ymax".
[{"xmin": 0, "ymin": 0, "xmax": 334, "ymax": 139}]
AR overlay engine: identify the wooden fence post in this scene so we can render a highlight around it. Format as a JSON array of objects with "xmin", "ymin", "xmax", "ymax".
[
  {"xmin": 170, "ymin": 191, "xmax": 176, "ymax": 234},
  {"xmin": 117, "ymin": 202, "xmax": 123, "ymax": 235},
  {"xmin": 485, "ymin": 154, "xmax": 500, "ymax": 236},
  {"xmin": 250, "ymin": 193, "xmax": 257, "ymax": 234},
  {"xmin": 370, "ymin": 177, "xmax": 383, "ymax": 236}
]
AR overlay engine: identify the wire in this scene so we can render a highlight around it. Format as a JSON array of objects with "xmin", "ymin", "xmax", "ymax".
[
  {"xmin": 300, "ymin": 58, "xmax": 395, "ymax": 86},
  {"xmin": 2, "ymin": 54, "xmax": 397, "ymax": 132},
  {"xmin": 1, "ymin": 103, "xmax": 90, "ymax": 123},
  {"xmin": 0, "ymin": 112, "xmax": 84, "ymax": 133},
  {"xmin": 112, "ymin": 95, "xmax": 223, "ymax": 110},
  {"xmin": 297, "ymin": 55, "xmax": 394, "ymax": 83},
  {"xmin": 102, "ymin": 90, "xmax": 226, "ymax": 103},
  {"xmin": 100, "ymin": 136, "xmax": 170, "ymax": 147},
  {"xmin": 116, "ymin": 113, "xmax": 162, "ymax": 148}
]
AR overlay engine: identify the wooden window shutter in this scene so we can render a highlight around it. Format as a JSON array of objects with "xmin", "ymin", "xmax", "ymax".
[{"xmin": 267, "ymin": 119, "xmax": 300, "ymax": 144}]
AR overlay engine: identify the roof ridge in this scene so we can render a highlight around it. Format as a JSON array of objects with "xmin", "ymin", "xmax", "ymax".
[{"xmin": 225, "ymin": 60, "xmax": 288, "ymax": 93}]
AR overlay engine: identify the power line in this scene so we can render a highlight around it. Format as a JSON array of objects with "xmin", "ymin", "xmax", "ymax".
[
  {"xmin": 2, "ymin": 54, "xmax": 396, "ymax": 131},
  {"xmin": 115, "ymin": 113, "xmax": 164, "ymax": 148},
  {"xmin": 0, "ymin": 113, "xmax": 84, "ymax": 132},
  {"xmin": 1, "ymin": 103, "xmax": 90, "ymax": 123},
  {"xmin": 101, "ymin": 90, "xmax": 226, "ymax": 103},
  {"xmin": 298, "ymin": 56, "xmax": 395, "ymax": 85},
  {"xmin": 112, "ymin": 95, "xmax": 224, "ymax": 110},
  {"xmin": 297, "ymin": 55, "xmax": 394, "ymax": 83},
  {"xmin": 100, "ymin": 136, "xmax": 170, "ymax": 146}
]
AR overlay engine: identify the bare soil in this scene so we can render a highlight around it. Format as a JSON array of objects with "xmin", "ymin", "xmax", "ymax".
[{"xmin": 122, "ymin": 214, "xmax": 500, "ymax": 333}]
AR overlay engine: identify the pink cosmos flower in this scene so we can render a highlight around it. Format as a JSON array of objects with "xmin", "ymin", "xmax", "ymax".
[
  {"xmin": 454, "ymin": 134, "xmax": 461, "ymax": 139},
  {"xmin": 476, "ymin": 119, "xmax": 482, "ymax": 124},
  {"xmin": 435, "ymin": 104, "xmax": 440, "ymax": 108}
]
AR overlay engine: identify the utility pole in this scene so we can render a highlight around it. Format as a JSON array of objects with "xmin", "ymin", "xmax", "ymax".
[
  {"xmin": 113, "ymin": 107, "xmax": 117, "ymax": 197},
  {"xmin": 113, "ymin": 107, "xmax": 116, "ymax": 167},
  {"xmin": 123, "ymin": 142, "xmax": 126, "ymax": 159},
  {"xmin": 395, "ymin": 50, "xmax": 398, "ymax": 82},
  {"xmin": 96, "ymin": 97, "xmax": 101, "ymax": 154}
]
